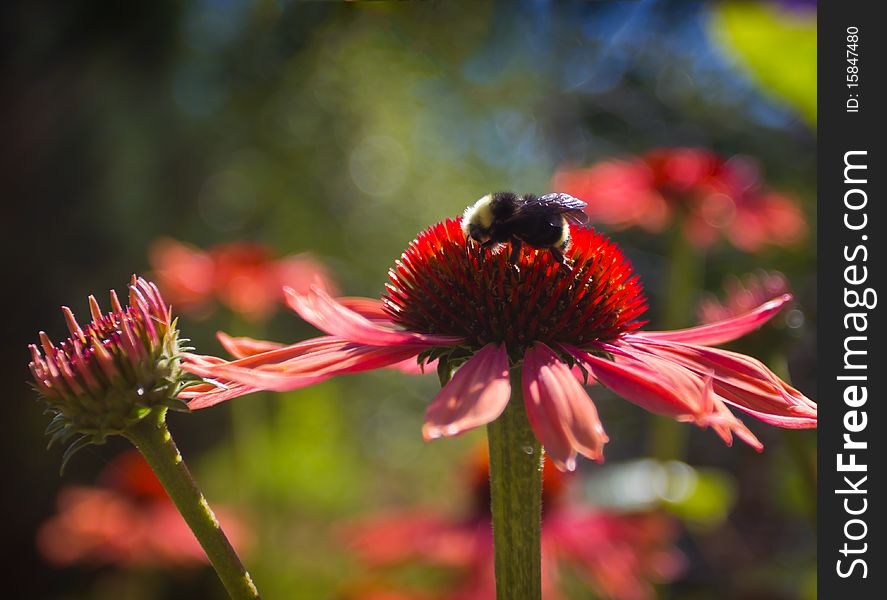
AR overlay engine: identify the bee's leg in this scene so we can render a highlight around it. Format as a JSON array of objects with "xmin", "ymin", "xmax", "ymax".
[
  {"xmin": 481, "ymin": 239, "xmax": 497, "ymax": 251},
  {"xmin": 549, "ymin": 247, "xmax": 572, "ymax": 274},
  {"xmin": 509, "ymin": 239, "xmax": 523, "ymax": 265},
  {"xmin": 477, "ymin": 240, "xmax": 495, "ymax": 265}
]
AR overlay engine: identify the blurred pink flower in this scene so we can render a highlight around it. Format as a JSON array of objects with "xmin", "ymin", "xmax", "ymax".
[
  {"xmin": 551, "ymin": 148, "xmax": 807, "ymax": 252},
  {"xmin": 149, "ymin": 238, "xmax": 337, "ymax": 322},
  {"xmin": 181, "ymin": 219, "xmax": 815, "ymax": 471},
  {"xmin": 37, "ymin": 450, "xmax": 250, "ymax": 568},
  {"xmin": 342, "ymin": 450, "xmax": 685, "ymax": 600},
  {"xmin": 698, "ymin": 271, "xmax": 792, "ymax": 325}
]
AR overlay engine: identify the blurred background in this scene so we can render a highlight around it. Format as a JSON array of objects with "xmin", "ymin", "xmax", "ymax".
[{"xmin": 2, "ymin": 0, "xmax": 816, "ymax": 598}]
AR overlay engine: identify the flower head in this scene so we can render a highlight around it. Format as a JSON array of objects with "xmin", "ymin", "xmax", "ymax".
[
  {"xmin": 28, "ymin": 277, "xmax": 186, "ymax": 463},
  {"xmin": 552, "ymin": 148, "xmax": 807, "ymax": 252},
  {"xmin": 149, "ymin": 238, "xmax": 337, "ymax": 322},
  {"xmin": 182, "ymin": 214, "xmax": 816, "ymax": 471},
  {"xmin": 341, "ymin": 449, "xmax": 685, "ymax": 600},
  {"xmin": 37, "ymin": 450, "xmax": 249, "ymax": 568},
  {"xmin": 384, "ymin": 220, "xmax": 646, "ymax": 349}
]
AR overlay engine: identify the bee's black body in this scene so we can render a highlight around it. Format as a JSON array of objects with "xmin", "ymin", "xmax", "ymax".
[{"xmin": 462, "ymin": 191, "xmax": 589, "ymax": 267}]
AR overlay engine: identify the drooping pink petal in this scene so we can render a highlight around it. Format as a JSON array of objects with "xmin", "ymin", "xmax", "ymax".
[
  {"xmin": 284, "ymin": 287, "xmax": 462, "ymax": 347},
  {"xmin": 423, "ymin": 343, "xmax": 511, "ymax": 440},
  {"xmin": 217, "ymin": 332, "xmax": 286, "ymax": 359},
  {"xmin": 522, "ymin": 343, "xmax": 607, "ymax": 470},
  {"xmin": 707, "ymin": 387, "xmax": 764, "ymax": 451},
  {"xmin": 634, "ymin": 294, "xmax": 792, "ymax": 346},
  {"xmin": 179, "ymin": 382, "xmax": 262, "ymax": 410},
  {"xmin": 566, "ymin": 345, "xmax": 706, "ymax": 419},
  {"xmin": 189, "ymin": 364, "xmax": 331, "ymax": 394},
  {"xmin": 566, "ymin": 343, "xmax": 763, "ymax": 451},
  {"xmin": 183, "ymin": 345, "xmax": 414, "ymax": 404},
  {"xmin": 629, "ymin": 337, "xmax": 816, "ymax": 429},
  {"xmin": 223, "ymin": 343, "xmax": 424, "ymax": 379},
  {"xmin": 182, "ymin": 341, "xmax": 427, "ymax": 406},
  {"xmin": 218, "ymin": 329, "xmax": 433, "ymax": 374},
  {"xmin": 181, "ymin": 338, "xmax": 343, "ymax": 375},
  {"xmin": 335, "ymin": 297, "xmax": 392, "ymax": 323}
]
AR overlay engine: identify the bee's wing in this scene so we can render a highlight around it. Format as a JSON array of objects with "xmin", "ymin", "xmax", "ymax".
[
  {"xmin": 510, "ymin": 193, "xmax": 589, "ymax": 225},
  {"xmin": 563, "ymin": 210, "xmax": 590, "ymax": 225}
]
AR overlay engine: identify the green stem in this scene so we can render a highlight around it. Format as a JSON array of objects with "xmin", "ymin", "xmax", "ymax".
[
  {"xmin": 651, "ymin": 225, "xmax": 705, "ymax": 460},
  {"xmin": 486, "ymin": 367, "xmax": 543, "ymax": 600},
  {"xmin": 662, "ymin": 222, "xmax": 704, "ymax": 330},
  {"xmin": 228, "ymin": 316, "xmax": 270, "ymax": 504},
  {"xmin": 126, "ymin": 409, "xmax": 261, "ymax": 600}
]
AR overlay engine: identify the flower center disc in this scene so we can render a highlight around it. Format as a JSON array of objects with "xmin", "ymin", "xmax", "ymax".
[{"xmin": 383, "ymin": 219, "xmax": 648, "ymax": 349}]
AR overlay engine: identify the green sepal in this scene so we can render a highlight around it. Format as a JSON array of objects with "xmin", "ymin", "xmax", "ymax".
[
  {"xmin": 163, "ymin": 397, "xmax": 192, "ymax": 413},
  {"xmin": 437, "ymin": 355, "xmax": 453, "ymax": 387},
  {"xmin": 46, "ymin": 424, "xmax": 76, "ymax": 451},
  {"xmin": 44, "ymin": 414, "xmax": 68, "ymax": 437},
  {"xmin": 556, "ymin": 350, "xmax": 590, "ymax": 385},
  {"xmin": 59, "ymin": 435, "xmax": 94, "ymax": 475}
]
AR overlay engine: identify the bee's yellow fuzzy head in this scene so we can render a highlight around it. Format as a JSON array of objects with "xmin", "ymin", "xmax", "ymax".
[{"xmin": 462, "ymin": 194, "xmax": 494, "ymax": 243}]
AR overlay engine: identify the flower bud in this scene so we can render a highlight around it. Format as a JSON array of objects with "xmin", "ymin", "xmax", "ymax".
[{"xmin": 29, "ymin": 277, "xmax": 187, "ymax": 465}]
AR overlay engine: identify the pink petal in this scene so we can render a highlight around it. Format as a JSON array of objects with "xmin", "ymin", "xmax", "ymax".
[
  {"xmin": 522, "ymin": 343, "xmax": 608, "ymax": 470},
  {"xmin": 191, "ymin": 363, "xmax": 330, "ymax": 393},
  {"xmin": 184, "ymin": 342, "xmax": 424, "ymax": 393},
  {"xmin": 198, "ymin": 335, "xmax": 417, "ymax": 374},
  {"xmin": 634, "ymin": 294, "xmax": 792, "ymax": 346},
  {"xmin": 630, "ymin": 338, "xmax": 816, "ymax": 429},
  {"xmin": 180, "ymin": 332, "xmax": 430, "ymax": 410},
  {"xmin": 262, "ymin": 343, "xmax": 425, "ymax": 378},
  {"xmin": 423, "ymin": 343, "xmax": 511, "ymax": 440},
  {"xmin": 284, "ymin": 287, "xmax": 462, "ymax": 347},
  {"xmin": 217, "ymin": 332, "xmax": 285, "ymax": 359},
  {"xmin": 566, "ymin": 346, "xmax": 705, "ymax": 419},
  {"xmin": 570, "ymin": 344, "xmax": 764, "ymax": 451},
  {"xmin": 180, "ymin": 382, "xmax": 261, "ymax": 410},
  {"xmin": 182, "ymin": 337, "xmax": 343, "ymax": 371},
  {"xmin": 335, "ymin": 297, "xmax": 392, "ymax": 322}
]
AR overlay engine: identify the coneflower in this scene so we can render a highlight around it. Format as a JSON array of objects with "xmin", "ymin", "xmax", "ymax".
[
  {"xmin": 182, "ymin": 216, "xmax": 815, "ymax": 600},
  {"xmin": 184, "ymin": 219, "xmax": 814, "ymax": 466}
]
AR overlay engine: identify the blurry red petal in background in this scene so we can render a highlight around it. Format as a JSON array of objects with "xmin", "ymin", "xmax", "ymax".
[
  {"xmin": 37, "ymin": 451, "xmax": 250, "ymax": 568},
  {"xmin": 148, "ymin": 238, "xmax": 215, "ymax": 314},
  {"xmin": 342, "ymin": 449, "xmax": 685, "ymax": 600},
  {"xmin": 698, "ymin": 271, "xmax": 791, "ymax": 326},
  {"xmin": 149, "ymin": 238, "xmax": 338, "ymax": 322},
  {"xmin": 552, "ymin": 147, "xmax": 808, "ymax": 253}
]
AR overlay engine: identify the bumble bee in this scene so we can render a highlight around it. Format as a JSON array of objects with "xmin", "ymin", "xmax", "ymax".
[{"xmin": 461, "ymin": 191, "xmax": 589, "ymax": 267}]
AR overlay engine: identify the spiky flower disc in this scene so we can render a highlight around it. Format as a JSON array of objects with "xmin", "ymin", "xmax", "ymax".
[
  {"xmin": 29, "ymin": 277, "xmax": 187, "ymax": 463},
  {"xmin": 383, "ymin": 219, "xmax": 647, "ymax": 350}
]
